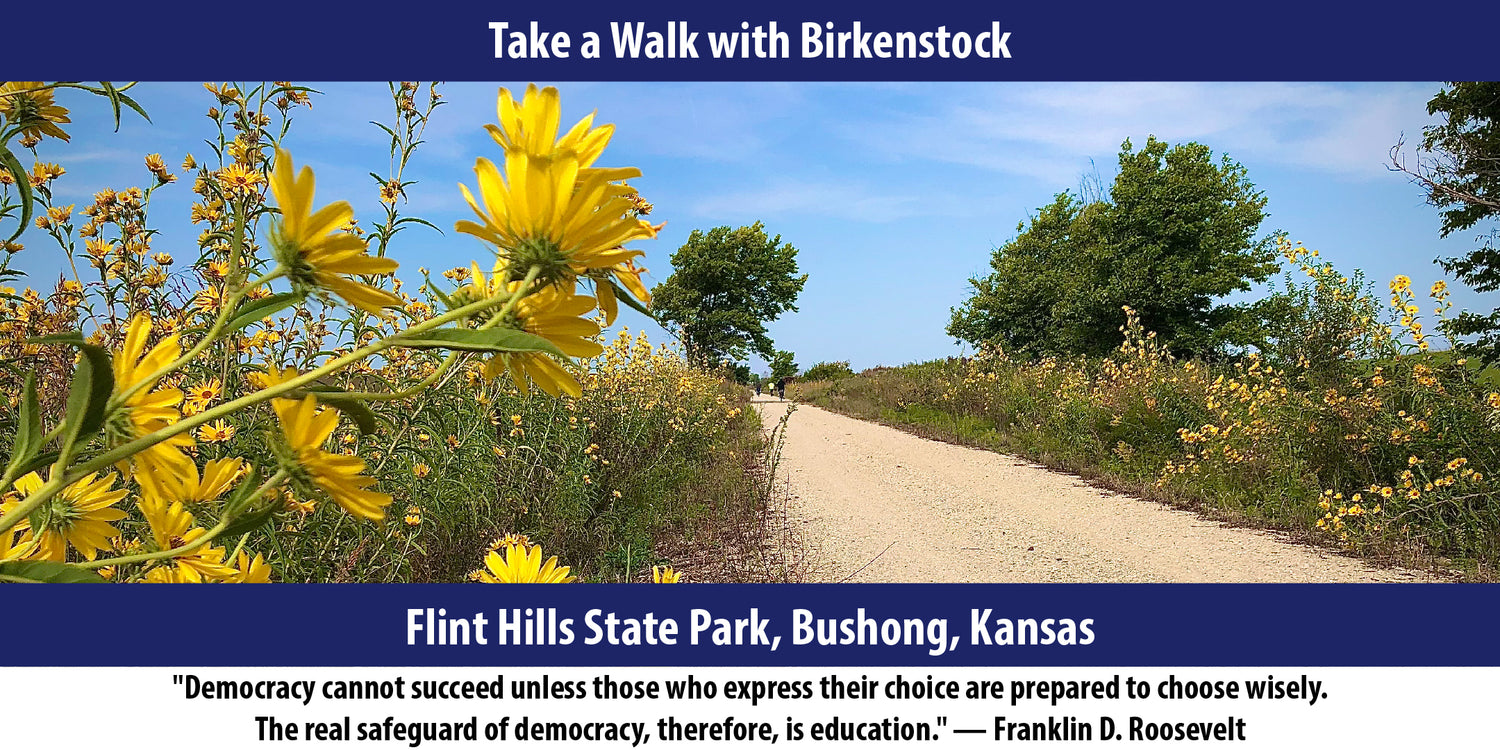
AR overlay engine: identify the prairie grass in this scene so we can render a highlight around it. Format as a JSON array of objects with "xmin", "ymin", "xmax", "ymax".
[{"xmin": 798, "ymin": 245, "xmax": 1500, "ymax": 578}]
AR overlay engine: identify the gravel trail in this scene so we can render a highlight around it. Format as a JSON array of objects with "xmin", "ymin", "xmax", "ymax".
[{"xmin": 754, "ymin": 395, "xmax": 1433, "ymax": 583}]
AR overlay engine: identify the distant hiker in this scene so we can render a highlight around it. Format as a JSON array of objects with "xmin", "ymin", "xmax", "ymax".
[
  {"xmin": 755, "ymin": 380, "xmax": 763, "ymax": 396},
  {"xmin": 776, "ymin": 377, "xmax": 788, "ymax": 400}
]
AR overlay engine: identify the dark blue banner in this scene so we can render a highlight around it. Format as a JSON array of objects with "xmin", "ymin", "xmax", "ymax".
[
  {"xmin": 9, "ymin": 1, "xmax": 1500, "ymax": 81},
  {"xmin": 5, "ymin": 584, "xmax": 1495, "ymax": 667}
]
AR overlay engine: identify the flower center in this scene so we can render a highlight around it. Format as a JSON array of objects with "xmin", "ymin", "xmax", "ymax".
[{"xmin": 507, "ymin": 237, "xmax": 572, "ymax": 288}]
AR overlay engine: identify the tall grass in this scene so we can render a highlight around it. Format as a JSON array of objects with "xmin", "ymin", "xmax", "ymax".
[
  {"xmin": 262, "ymin": 331, "xmax": 786, "ymax": 583},
  {"xmin": 798, "ymin": 248, "xmax": 1500, "ymax": 577}
]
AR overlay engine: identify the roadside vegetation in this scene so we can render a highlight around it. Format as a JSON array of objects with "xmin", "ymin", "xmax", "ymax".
[
  {"xmin": 800, "ymin": 84, "xmax": 1500, "ymax": 577},
  {"xmin": 0, "ymin": 82, "xmax": 792, "ymax": 583},
  {"xmin": 798, "ymin": 248, "xmax": 1500, "ymax": 575}
]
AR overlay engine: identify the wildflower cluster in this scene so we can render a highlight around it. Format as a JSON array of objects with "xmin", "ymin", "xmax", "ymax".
[{"xmin": 0, "ymin": 82, "xmax": 661, "ymax": 583}]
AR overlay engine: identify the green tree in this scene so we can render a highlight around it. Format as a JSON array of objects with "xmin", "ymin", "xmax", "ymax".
[
  {"xmin": 651, "ymin": 222, "xmax": 807, "ymax": 364},
  {"xmin": 769, "ymin": 350, "xmax": 798, "ymax": 380},
  {"xmin": 950, "ymin": 136, "xmax": 1277, "ymax": 358},
  {"xmin": 946, "ymin": 193, "xmax": 1099, "ymax": 353},
  {"xmin": 1394, "ymin": 82, "xmax": 1500, "ymax": 362},
  {"xmin": 801, "ymin": 360, "xmax": 855, "ymax": 381}
]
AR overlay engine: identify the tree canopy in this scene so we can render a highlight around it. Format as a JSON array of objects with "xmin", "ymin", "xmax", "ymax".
[
  {"xmin": 949, "ymin": 136, "xmax": 1277, "ymax": 358},
  {"xmin": 1395, "ymin": 82, "xmax": 1500, "ymax": 362},
  {"xmin": 769, "ymin": 350, "xmax": 798, "ymax": 380},
  {"xmin": 651, "ymin": 222, "xmax": 807, "ymax": 364}
]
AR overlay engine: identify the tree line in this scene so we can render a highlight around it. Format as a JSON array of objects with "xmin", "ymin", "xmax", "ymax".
[{"xmin": 951, "ymin": 82, "xmax": 1500, "ymax": 365}]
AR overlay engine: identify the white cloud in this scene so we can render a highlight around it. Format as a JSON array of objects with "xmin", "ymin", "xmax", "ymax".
[{"xmin": 838, "ymin": 82, "xmax": 1439, "ymax": 184}]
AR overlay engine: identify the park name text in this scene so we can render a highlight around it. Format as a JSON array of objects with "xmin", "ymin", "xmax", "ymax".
[{"xmin": 406, "ymin": 608, "xmax": 1093, "ymax": 656}]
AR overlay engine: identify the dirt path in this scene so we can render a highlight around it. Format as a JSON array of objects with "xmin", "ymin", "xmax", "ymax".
[{"xmin": 754, "ymin": 395, "xmax": 1434, "ymax": 583}]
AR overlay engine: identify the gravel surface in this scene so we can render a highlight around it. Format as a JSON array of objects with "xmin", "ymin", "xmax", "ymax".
[{"xmin": 755, "ymin": 396, "xmax": 1435, "ymax": 583}]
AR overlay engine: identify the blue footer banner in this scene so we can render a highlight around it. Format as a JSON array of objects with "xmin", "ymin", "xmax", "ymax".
[{"xmin": 7, "ymin": 584, "xmax": 1497, "ymax": 666}]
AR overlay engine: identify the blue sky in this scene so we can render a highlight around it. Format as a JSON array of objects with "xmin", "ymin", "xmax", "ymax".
[{"xmin": 12, "ymin": 82, "xmax": 1490, "ymax": 372}]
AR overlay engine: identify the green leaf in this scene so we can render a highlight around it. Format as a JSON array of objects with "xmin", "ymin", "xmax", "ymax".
[
  {"xmin": 101, "ymin": 81, "xmax": 124, "ymax": 131},
  {"xmin": 425, "ymin": 280, "xmax": 458, "ymax": 312},
  {"xmin": 112, "ymin": 90, "xmax": 152, "ymax": 125},
  {"xmin": 394, "ymin": 216, "xmax": 442, "ymax": 234},
  {"xmin": 220, "ymin": 465, "xmax": 260, "ymax": 515},
  {"xmin": 219, "ymin": 467, "xmax": 280, "ymax": 538},
  {"xmin": 218, "ymin": 502, "xmax": 279, "ymax": 539},
  {"xmin": 27, "ymin": 332, "xmax": 85, "ymax": 345},
  {"xmin": 0, "ymin": 143, "xmax": 33, "ymax": 243},
  {"xmin": 11, "ymin": 451, "xmax": 59, "ymax": 477},
  {"xmin": 52, "ymin": 340, "xmax": 115, "ymax": 451},
  {"xmin": 298, "ymin": 386, "xmax": 384, "ymax": 435},
  {"xmin": 607, "ymin": 279, "xmax": 653, "ymax": 318},
  {"xmin": 0, "ymin": 560, "xmax": 108, "ymax": 583},
  {"xmin": 396, "ymin": 328, "xmax": 565, "ymax": 358},
  {"xmin": 5, "ymin": 374, "xmax": 43, "ymax": 476},
  {"xmin": 224, "ymin": 292, "xmax": 301, "ymax": 333}
]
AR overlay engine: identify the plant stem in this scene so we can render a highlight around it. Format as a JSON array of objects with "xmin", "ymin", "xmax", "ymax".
[{"xmin": 65, "ymin": 290, "xmax": 518, "ymax": 484}]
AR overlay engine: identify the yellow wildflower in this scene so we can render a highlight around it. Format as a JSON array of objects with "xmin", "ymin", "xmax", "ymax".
[
  {"xmin": 227, "ymin": 550, "xmax": 272, "ymax": 583},
  {"xmin": 216, "ymin": 164, "xmax": 263, "ymax": 195},
  {"xmin": 184, "ymin": 378, "xmax": 222, "ymax": 413},
  {"xmin": 273, "ymin": 394, "xmax": 393, "ymax": 520},
  {"xmin": 456, "ymin": 86, "xmax": 655, "ymax": 284},
  {"xmin": 469, "ymin": 265, "xmax": 602, "ymax": 397},
  {"xmin": 0, "ymin": 82, "xmax": 71, "ymax": 142},
  {"xmin": 182, "ymin": 457, "xmax": 245, "ymax": 503},
  {"xmin": 1, "ymin": 471, "xmax": 127, "ymax": 561},
  {"xmin": 473, "ymin": 537, "xmax": 574, "ymax": 583},
  {"xmin": 107, "ymin": 314, "xmax": 196, "ymax": 495},
  {"xmin": 139, "ymin": 490, "xmax": 237, "ymax": 582},
  {"xmin": 268, "ymin": 149, "xmax": 402, "ymax": 316}
]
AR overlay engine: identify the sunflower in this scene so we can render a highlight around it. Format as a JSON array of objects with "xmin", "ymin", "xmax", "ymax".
[
  {"xmin": 652, "ymin": 565, "xmax": 682, "ymax": 583},
  {"xmin": 468, "ymin": 264, "xmax": 602, "ymax": 397},
  {"xmin": 144, "ymin": 153, "xmax": 173, "ymax": 184},
  {"xmin": 0, "ymin": 525, "xmax": 29, "ymax": 562},
  {"xmin": 196, "ymin": 419, "xmax": 236, "ymax": 444},
  {"xmin": 1, "ymin": 471, "xmax": 128, "ymax": 561},
  {"xmin": 138, "ymin": 493, "xmax": 236, "ymax": 582},
  {"xmin": 139, "ymin": 265, "xmax": 168, "ymax": 288},
  {"xmin": 106, "ymin": 314, "xmax": 196, "ymax": 495},
  {"xmin": 268, "ymin": 149, "xmax": 403, "ymax": 316},
  {"xmin": 273, "ymin": 394, "xmax": 392, "ymax": 520},
  {"xmin": 28, "ymin": 162, "xmax": 64, "ymax": 187},
  {"xmin": 456, "ymin": 150, "xmax": 655, "ymax": 285},
  {"xmin": 473, "ymin": 537, "xmax": 574, "ymax": 583},
  {"xmin": 0, "ymin": 82, "xmax": 71, "ymax": 143},
  {"xmin": 184, "ymin": 378, "xmax": 222, "ymax": 413},
  {"xmin": 227, "ymin": 550, "xmax": 272, "ymax": 583},
  {"xmin": 215, "ymin": 164, "xmax": 263, "ymax": 196},
  {"xmin": 182, "ymin": 457, "xmax": 244, "ymax": 503},
  {"xmin": 487, "ymin": 84, "xmax": 614, "ymax": 169}
]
